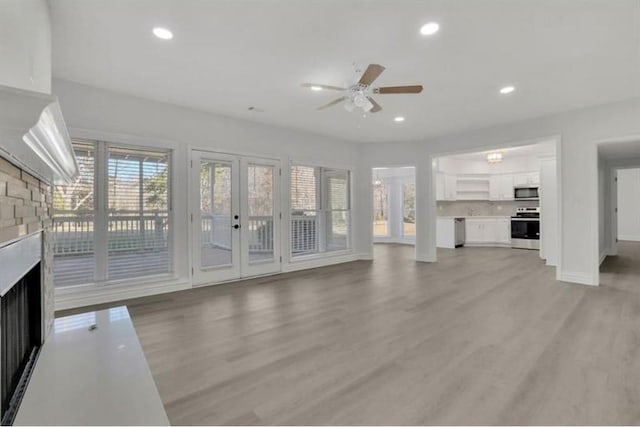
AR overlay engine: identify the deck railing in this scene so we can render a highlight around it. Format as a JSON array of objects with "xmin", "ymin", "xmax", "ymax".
[
  {"xmin": 53, "ymin": 211, "xmax": 318, "ymax": 256},
  {"xmin": 53, "ymin": 210, "xmax": 170, "ymax": 256}
]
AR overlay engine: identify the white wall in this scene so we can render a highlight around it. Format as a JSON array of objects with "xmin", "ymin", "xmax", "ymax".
[
  {"xmin": 598, "ymin": 158, "xmax": 607, "ymax": 260},
  {"xmin": 617, "ymin": 168, "xmax": 640, "ymax": 241},
  {"xmin": 359, "ymin": 96, "xmax": 640, "ymax": 286},
  {"xmin": 437, "ymin": 155, "xmax": 540, "ymax": 175},
  {"xmin": 0, "ymin": 0, "xmax": 51, "ymax": 93},
  {"xmin": 540, "ymin": 157, "xmax": 558, "ymax": 266},
  {"xmin": 52, "ymin": 79, "xmax": 363, "ymax": 308}
]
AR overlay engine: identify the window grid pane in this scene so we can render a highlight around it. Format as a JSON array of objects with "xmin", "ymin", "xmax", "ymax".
[
  {"xmin": 52, "ymin": 141, "xmax": 96, "ymax": 287},
  {"xmin": 107, "ymin": 146, "xmax": 171, "ymax": 280},
  {"xmin": 373, "ymin": 181, "xmax": 388, "ymax": 236},
  {"xmin": 291, "ymin": 164, "xmax": 350, "ymax": 257},
  {"xmin": 403, "ymin": 183, "xmax": 416, "ymax": 237}
]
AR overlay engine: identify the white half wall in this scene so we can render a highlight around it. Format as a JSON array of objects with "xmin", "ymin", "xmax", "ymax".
[{"xmin": 0, "ymin": 0, "xmax": 51, "ymax": 94}]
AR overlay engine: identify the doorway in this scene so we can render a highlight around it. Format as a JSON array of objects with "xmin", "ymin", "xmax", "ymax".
[
  {"xmin": 191, "ymin": 150, "xmax": 281, "ymax": 285},
  {"xmin": 372, "ymin": 166, "xmax": 416, "ymax": 260}
]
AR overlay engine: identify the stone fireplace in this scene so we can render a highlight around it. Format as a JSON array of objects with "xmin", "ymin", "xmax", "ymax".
[{"xmin": 0, "ymin": 155, "xmax": 54, "ymax": 424}]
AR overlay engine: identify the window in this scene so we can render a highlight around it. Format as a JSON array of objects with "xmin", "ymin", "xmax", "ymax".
[
  {"xmin": 290, "ymin": 165, "xmax": 350, "ymax": 257},
  {"xmin": 373, "ymin": 180, "xmax": 388, "ymax": 236},
  {"xmin": 52, "ymin": 141, "xmax": 96, "ymax": 287},
  {"xmin": 107, "ymin": 146, "xmax": 170, "ymax": 280},
  {"xmin": 403, "ymin": 182, "xmax": 416, "ymax": 237},
  {"xmin": 52, "ymin": 140, "xmax": 172, "ymax": 287}
]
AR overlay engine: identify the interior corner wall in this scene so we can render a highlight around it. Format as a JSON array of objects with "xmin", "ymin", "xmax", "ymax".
[
  {"xmin": 361, "ymin": 97, "xmax": 640, "ymax": 286},
  {"xmin": 0, "ymin": 0, "xmax": 51, "ymax": 94}
]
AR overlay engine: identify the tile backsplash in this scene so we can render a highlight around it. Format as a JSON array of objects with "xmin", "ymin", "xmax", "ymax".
[{"xmin": 437, "ymin": 200, "xmax": 539, "ymax": 217}]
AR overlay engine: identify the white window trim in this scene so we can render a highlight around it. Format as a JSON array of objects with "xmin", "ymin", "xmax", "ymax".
[
  {"xmin": 288, "ymin": 162, "xmax": 354, "ymax": 261},
  {"xmin": 54, "ymin": 138, "xmax": 175, "ymax": 289}
]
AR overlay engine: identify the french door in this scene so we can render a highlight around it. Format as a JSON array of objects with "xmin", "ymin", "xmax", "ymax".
[{"xmin": 191, "ymin": 151, "xmax": 281, "ymax": 285}]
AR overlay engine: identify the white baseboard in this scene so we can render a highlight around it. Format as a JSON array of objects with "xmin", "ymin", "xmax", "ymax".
[
  {"xmin": 358, "ymin": 252, "xmax": 374, "ymax": 261},
  {"xmin": 618, "ymin": 235, "xmax": 640, "ymax": 242},
  {"xmin": 55, "ymin": 279, "xmax": 191, "ymax": 311},
  {"xmin": 558, "ymin": 271, "xmax": 598, "ymax": 286},
  {"xmin": 463, "ymin": 243, "xmax": 512, "ymax": 248},
  {"xmin": 415, "ymin": 252, "xmax": 436, "ymax": 262},
  {"xmin": 373, "ymin": 239, "xmax": 415, "ymax": 245},
  {"xmin": 282, "ymin": 252, "xmax": 362, "ymax": 273},
  {"xmin": 600, "ymin": 251, "xmax": 607, "ymax": 266}
]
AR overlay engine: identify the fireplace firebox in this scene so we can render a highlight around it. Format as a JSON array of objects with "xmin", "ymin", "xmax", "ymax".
[{"xmin": 0, "ymin": 234, "xmax": 43, "ymax": 426}]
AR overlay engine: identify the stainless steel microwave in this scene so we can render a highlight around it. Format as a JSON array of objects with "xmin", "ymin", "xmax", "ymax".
[{"xmin": 514, "ymin": 186, "xmax": 539, "ymax": 200}]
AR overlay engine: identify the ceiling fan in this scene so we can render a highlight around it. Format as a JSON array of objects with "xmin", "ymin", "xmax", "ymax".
[{"xmin": 302, "ymin": 64, "xmax": 423, "ymax": 114}]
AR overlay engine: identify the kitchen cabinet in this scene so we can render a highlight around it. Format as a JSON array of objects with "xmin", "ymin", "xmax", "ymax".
[
  {"xmin": 437, "ymin": 217, "xmax": 465, "ymax": 248},
  {"xmin": 465, "ymin": 217, "xmax": 511, "ymax": 246},
  {"xmin": 489, "ymin": 175, "xmax": 514, "ymax": 201},
  {"xmin": 513, "ymin": 172, "xmax": 539, "ymax": 187},
  {"xmin": 436, "ymin": 173, "xmax": 457, "ymax": 201}
]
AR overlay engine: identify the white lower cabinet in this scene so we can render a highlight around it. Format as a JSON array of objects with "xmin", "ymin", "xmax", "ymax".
[{"xmin": 465, "ymin": 217, "xmax": 511, "ymax": 246}]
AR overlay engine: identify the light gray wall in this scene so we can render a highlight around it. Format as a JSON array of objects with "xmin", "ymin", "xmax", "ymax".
[
  {"xmin": 617, "ymin": 168, "xmax": 640, "ymax": 241},
  {"xmin": 0, "ymin": 0, "xmax": 51, "ymax": 94},
  {"xmin": 52, "ymin": 79, "xmax": 365, "ymax": 307},
  {"xmin": 359, "ymin": 97, "xmax": 640, "ymax": 285}
]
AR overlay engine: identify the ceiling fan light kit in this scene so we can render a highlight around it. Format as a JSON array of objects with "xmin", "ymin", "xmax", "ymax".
[{"xmin": 303, "ymin": 63, "xmax": 423, "ymax": 114}]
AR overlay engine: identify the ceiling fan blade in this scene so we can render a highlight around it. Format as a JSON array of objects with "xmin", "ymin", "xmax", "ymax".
[
  {"xmin": 317, "ymin": 96, "xmax": 347, "ymax": 110},
  {"xmin": 367, "ymin": 97, "xmax": 382, "ymax": 113},
  {"xmin": 301, "ymin": 83, "xmax": 346, "ymax": 91},
  {"xmin": 358, "ymin": 64, "xmax": 386, "ymax": 86},
  {"xmin": 375, "ymin": 85, "xmax": 423, "ymax": 94}
]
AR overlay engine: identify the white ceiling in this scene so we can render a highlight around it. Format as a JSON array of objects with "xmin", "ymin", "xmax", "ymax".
[{"xmin": 50, "ymin": 0, "xmax": 640, "ymax": 143}]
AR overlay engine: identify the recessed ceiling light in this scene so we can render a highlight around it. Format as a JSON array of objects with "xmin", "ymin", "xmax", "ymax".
[
  {"xmin": 310, "ymin": 86, "xmax": 323, "ymax": 91},
  {"xmin": 153, "ymin": 27, "xmax": 173, "ymax": 40},
  {"xmin": 420, "ymin": 22, "xmax": 440, "ymax": 36},
  {"xmin": 394, "ymin": 116, "xmax": 405, "ymax": 122},
  {"xmin": 499, "ymin": 85, "xmax": 515, "ymax": 94}
]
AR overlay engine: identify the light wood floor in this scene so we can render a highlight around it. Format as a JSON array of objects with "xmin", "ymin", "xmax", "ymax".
[{"xmin": 60, "ymin": 243, "xmax": 640, "ymax": 425}]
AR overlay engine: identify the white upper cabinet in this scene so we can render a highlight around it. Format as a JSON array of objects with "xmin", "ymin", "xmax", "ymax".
[
  {"xmin": 445, "ymin": 174, "xmax": 457, "ymax": 200},
  {"xmin": 436, "ymin": 172, "xmax": 457, "ymax": 201},
  {"xmin": 513, "ymin": 172, "xmax": 540, "ymax": 187},
  {"xmin": 489, "ymin": 175, "xmax": 514, "ymax": 201}
]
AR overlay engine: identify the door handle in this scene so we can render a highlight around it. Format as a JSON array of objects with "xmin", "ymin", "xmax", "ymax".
[{"xmin": 233, "ymin": 224, "xmax": 241, "ymax": 229}]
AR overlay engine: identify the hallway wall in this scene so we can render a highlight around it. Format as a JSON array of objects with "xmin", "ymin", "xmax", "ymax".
[{"xmin": 618, "ymin": 168, "xmax": 640, "ymax": 241}]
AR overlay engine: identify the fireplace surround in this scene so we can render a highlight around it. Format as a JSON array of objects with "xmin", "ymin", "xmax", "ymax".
[{"xmin": 0, "ymin": 233, "xmax": 44, "ymax": 425}]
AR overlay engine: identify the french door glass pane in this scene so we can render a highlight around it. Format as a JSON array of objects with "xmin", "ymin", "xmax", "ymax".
[
  {"xmin": 200, "ymin": 161, "xmax": 232, "ymax": 268},
  {"xmin": 107, "ymin": 146, "xmax": 170, "ymax": 280},
  {"xmin": 247, "ymin": 164, "xmax": 274, "ymax": 263},
  {"xmin": 52, "ymin": 141, "xmax": 96, "ymax": 287}
]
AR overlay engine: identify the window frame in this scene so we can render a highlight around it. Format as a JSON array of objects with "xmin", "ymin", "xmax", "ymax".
[
  {"xmin": 372, "ymin": 179, "xmax": 390, "ymax": 238},
  {"xmin": 53, "ymin": 139, "xmax": 174, "ymax": 288},
  {"xmin": 401, "ymin": 181, "xmax": 416, "ymax": 238},
  {"xmin": 289, "ymin": 162, "xmax": 353, "ymax": 261}
]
